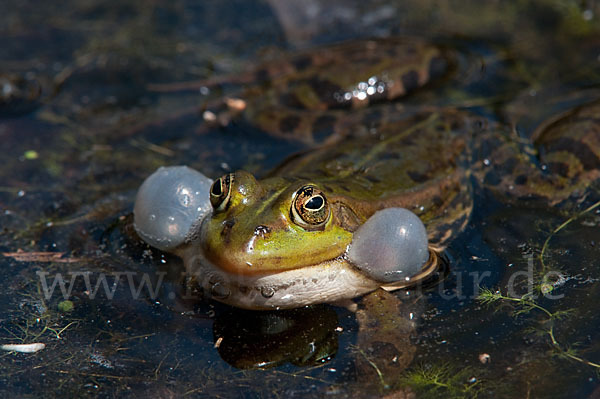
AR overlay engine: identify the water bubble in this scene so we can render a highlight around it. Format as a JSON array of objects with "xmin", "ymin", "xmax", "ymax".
[{"xmin": 261, "ymin": 286, "xmax": 275, "ymax": 298}]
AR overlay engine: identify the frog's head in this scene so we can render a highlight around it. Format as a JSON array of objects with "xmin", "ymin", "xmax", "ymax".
[{"xmin": 200, "ymin": 170, "xmax": 354, "ymax": 276}]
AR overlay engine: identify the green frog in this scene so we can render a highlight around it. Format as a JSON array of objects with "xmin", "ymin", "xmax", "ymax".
[
  {"xmin": 134, "ymin": 38, "xmax": 600, "ymax": 389},
  {"xmin": 136, "ymin": 33, "xmax": 600, "ymax": 309},
  {"xmin": 149, "ymin": 102, "xmax": 598, "ymax": 311},
  {"xmin": 137, "ymin": 38, "xmax": 460, "ymax": 308}
]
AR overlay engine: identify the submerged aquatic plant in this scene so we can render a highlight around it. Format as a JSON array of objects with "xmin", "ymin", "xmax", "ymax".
[
  {"xmin": 400, "ymin": 362, "xmax": 484, "ymax": 399},
  {"xmin": 478, "ymin": 288, "xmax": 600, "ymax": 370},
  {"xmin": 479, "ymin": 201, "xmax": 600, "ymax": 373}
]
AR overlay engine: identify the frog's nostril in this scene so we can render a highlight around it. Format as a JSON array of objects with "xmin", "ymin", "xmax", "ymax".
[{"xmin": 253, "ymin": 225, "xmax": 271, "ymax": 238}]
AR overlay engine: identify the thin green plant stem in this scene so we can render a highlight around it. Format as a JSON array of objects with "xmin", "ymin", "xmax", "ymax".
[
  {"xmin": 540, "ymin": 200, "xmax": 600, "ymax": 273},
  {"xmin": 478, "ymin": 289, "xmax": 600, "ymax": 370}
]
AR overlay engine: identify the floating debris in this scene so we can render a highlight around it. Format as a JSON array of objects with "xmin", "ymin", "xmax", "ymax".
[
  {"xmin": 90, "ymin": 352, "xmax": 113, "ymax": 369},
  {"xmin": 1, "ymin": 343, "xmax": 46, "ymax": 353},
  {"xmin": 479, "ymin": 353, "xmax": 491, "ymax": 364},
  {"xmin": 58, "ymin": 300, "xmax": 75, "ymax": 313},
  {"xmin": 2, "ymin": 250, "xmax": 80, "ymax": 263},
  {"xmin": 24, "ymin": 150, "xmax": 39, "ymax": 160}
]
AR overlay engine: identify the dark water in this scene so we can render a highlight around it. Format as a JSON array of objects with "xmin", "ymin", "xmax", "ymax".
[{"xmin": 1, "ymin": 1, "xmax": 600, "ymax": 398}]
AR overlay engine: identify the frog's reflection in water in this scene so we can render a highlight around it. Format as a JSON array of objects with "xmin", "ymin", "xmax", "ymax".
[
  {"xmin": 213, "ymin": 305, "xmax": 339, "ymax": 369},
  {"xmin": 151, "ymin": 255, "xmax": 339, "ymax": 369}
]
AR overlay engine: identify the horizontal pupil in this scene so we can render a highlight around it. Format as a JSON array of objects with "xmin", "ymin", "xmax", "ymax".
[
  {"xmin": 305, "ymin": 196, "xmax": 323, "ymax": 210},
  {"xmin": 211, "ymin": 180, "xmax": 223, "ymax": 196}
]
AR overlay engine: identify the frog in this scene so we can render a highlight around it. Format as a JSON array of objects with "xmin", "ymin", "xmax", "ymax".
[
  {"xmin": 136, "ymin": 37, "xmax": 462, "ymax": 309},
  {"xmin": 133, "ymin": 101, "xmax": 600, "ymax": 390},
  {"xmin": 140, "ymin": 101, "xmax": 599, "ymax": 309},
  {"xmin": 177, "ymin": 110, "xmax": 470, "ymax": 309},
  {"xmin": 133, "ymin": 37, "xmax": 600, "ymax": 391}
]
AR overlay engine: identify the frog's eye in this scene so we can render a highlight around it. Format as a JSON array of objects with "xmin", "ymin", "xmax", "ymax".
[
  {"xmin": 291, "ymin": 185, "xmax": 330, "ymax": 230},
  {"xmin": 210, "ymin": 174, "xmax": 233, "ymax": 211}
]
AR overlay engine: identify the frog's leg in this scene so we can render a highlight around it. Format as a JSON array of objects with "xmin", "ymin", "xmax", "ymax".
[
  {"xmin": 472, "ymin": 100, "xmax": 600, "ymax": 205},
  {"xmin": 352, "ymin": 288, "xmax": 420, "ymax": 392}
]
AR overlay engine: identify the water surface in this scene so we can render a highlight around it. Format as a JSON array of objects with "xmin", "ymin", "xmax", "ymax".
[{"xmin": 1, "ymin": 1, "xmax": 600, "ymax": 398}]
